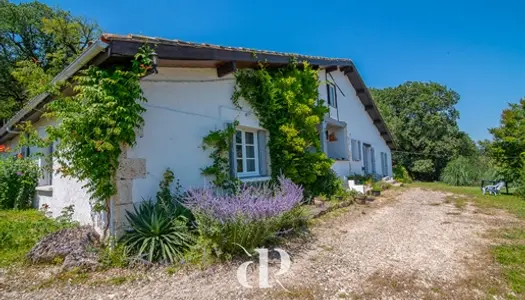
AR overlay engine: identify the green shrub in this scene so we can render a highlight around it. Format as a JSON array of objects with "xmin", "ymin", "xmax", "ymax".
[
  {"xmin": 99, "ymin": 242, "xmax": 129, "ymax": 268},
  {"xmin": 514, "ymin": 164, "xmax": 525, "ymax": 198},
  {"xmin": 190, "ymin": 214, "xmax": 279, "ymax": 261},
  {"xmin": 189, "ymin": 207, "xmax": 306, "ymax": 264},
  {"xmin": 185, "ymin": 177, "xmax": 305, "ymax": 262},
  {"xmin": 155, "ymin": 168, "xmax": 193, "ymax": 223},
  {"xmin": 0, "ymin": 209, "xmax": 67, "ymax": 267},
  {"xmin": 121, "ymin": 200, "xmax": 194, "ymax": 263},
  {"xmin": 308, "ymin": 169, "xmax": 343, "ymax": 199},
  {"xmin": 55, "ymin": 205, "xmax": 80, "ymax": 228},
  {"xmin": 393, "ymin": 165, "xmax": 412, "ymax": 183},
  {"xmin": 440, "ymin": 156, "xmax": 480, "ymax": 186},
  {"xmin": 0, "ymin": 156, "xmax": 41, "ymax": 209},
  {"xmin": 334, "ymin": 187, "xmax": 358, "ymax": 201}
]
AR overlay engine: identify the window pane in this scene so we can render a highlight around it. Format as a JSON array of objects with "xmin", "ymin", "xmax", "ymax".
[
  {"xmin": 237, "ymin": 159, "xmax": 243, "ymax": 172},
  {"xmin": 236, "ymin": 145, "xmax": 243, "ymax": 158},
  {"xmin": 246, "ymin": 145, "xmax": 255, "ymax": 158},
  {"xmin": 328, "ymin": 85, "xmax": 335, "ymax": 106},
  {"xmin": 247, "ymin": 159, "xmax": 256, "ymax": 172},
  {"xmin": 245, "ymin": 132, "xmax": 254, "ymax": 144},
  {"xmin": 236, "ymin": 131, "xmax": 242, "ymax": 144}
]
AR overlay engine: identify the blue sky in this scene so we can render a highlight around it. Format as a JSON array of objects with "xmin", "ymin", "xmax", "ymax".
[{"xmin": 31, "ymin": 0, "xmax": 525, "ymax": 141}]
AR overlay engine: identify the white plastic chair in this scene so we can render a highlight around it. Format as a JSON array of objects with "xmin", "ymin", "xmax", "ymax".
[{"xmin": 482, "ymin": 181, "xmax": 505, "ymax": 196}]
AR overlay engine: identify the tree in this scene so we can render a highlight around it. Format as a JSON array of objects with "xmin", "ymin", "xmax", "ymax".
[
  {"xmin": 0, "ymin": 0, "xmax": 99, "ymax": 119},
  {"xmin": 488, "ymin": 98, "xmax": 525, "ymax": 190},
  {"xmin": 371, "ymin": 82, "xmax": 474, "ymax": 181}
]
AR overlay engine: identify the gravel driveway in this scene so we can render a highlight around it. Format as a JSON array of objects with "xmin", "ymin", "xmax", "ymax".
[{"xmin": 0, "ymin": 188, "xmax": 514, "ymax": 299}]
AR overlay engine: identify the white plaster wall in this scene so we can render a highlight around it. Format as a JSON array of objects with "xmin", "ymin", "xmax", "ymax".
[
  {"xmin": 319, "ymin": 69, "xmax": 392, "ymax": 177},
  {"xmin": 130, "ymin": 67, "xmax": 393, "ymax": 204},
  {"xmin": 332, "ymin": 160, "xmax": 351, "ymax": 178},
  {"xmin": 127, "ymin": 68, "xmax": 263, "ymax": 203}
]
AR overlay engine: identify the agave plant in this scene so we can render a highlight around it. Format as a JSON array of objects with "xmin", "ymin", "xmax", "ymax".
[{"xmin": 121, "ymin": 200, "xmax": 194, "ymax": 263}]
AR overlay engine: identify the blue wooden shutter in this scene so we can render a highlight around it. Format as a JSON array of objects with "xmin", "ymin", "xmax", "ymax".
[
  {"xmin": 371, "ymin": 147, "xmax": 376, "ymax": 174},
  {"xmin": 257, "ymin": 130, "xmax": 269, "ymax": 176},
  {"xmin": 358, "ymin": 141, "xmax": 362, "ymax": 161},
  {"xmin": 227, "ymin": 123, "xmax": 237, "ymax": 178},
  {"xmin": 385, "ymin": 152, "xmax": 389, "ymax": 176}
]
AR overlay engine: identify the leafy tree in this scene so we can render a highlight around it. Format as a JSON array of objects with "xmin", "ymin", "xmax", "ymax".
[
  {"xmin": 0, "ymin": 0, "xmax": 99, "ymax": 119},
  {"xmin": 488, "ymin": 98, "xmax": 525, "ymax": 190},
  {"xmin": 371, "ymin": 82, "xmax": 474, "ymax": 181}
]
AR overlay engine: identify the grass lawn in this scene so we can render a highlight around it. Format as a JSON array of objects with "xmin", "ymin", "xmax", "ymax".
[
  {"xmin": 411, "ymin": 182, "xmax": 525, "ymax": 297},
  {"xmin": 0, "ymin": 209, "xmax": 65, "ymax": 267}
]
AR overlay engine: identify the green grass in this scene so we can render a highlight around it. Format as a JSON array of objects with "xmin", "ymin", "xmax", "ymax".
[
  {"xmin": 411, "ymin": 182, "xmax": 525, "ymax": 296},
  {"xmin": 411, "ymin": 182, "xmax": 525, "ymax": 219},
  {"xmin": 494, "ymin": 244, "xmax": 525, "ymax": 295},
  {"xmin": 0, "ymin": 209, "xmax": 65, "ymax": 267}
]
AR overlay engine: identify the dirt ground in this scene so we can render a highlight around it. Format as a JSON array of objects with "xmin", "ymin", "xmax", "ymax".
[{"xmin": 0, "ymin": 188, "xmax": 519, "ymax": 299}]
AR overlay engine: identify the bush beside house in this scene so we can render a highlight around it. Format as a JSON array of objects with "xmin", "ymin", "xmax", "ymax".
[{"xmin": 0, "ymin": 155, "xmax": 41, "ymax": 209}]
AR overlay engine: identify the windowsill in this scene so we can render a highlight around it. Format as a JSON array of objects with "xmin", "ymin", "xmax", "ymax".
[
  {"xmin": 333, "ymin": 159, "xmax": 350, "ymax": 162},
  {"xmin": 239, "ymin": 176, "xmax": 271, "ymax": 183},
  {"xmin": 36, "ymin": 185, "xmax": 53, "ymax": 192}
]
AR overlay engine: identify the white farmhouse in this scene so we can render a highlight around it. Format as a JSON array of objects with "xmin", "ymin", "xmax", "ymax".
[{"xmin": 0, "ymin": 34, "xmax": 394, "ymax": 234}]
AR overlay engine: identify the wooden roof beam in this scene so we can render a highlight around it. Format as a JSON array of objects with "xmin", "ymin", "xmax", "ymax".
[
  {"xmin": 343, "ymin": 66, "xmax": 355, "ymax": 75},
  {"xmin": 325, "ymin": 65, "xmax": 338, "ymax": 73},
  {"xmin": 217, "ymin": 61, "xmax": 237, "ymax": 78}
]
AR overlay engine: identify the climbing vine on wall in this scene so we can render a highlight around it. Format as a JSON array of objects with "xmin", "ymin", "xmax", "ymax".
[
  {"xmin": 42, "ymin": 45, "xmax": 154, "ymax": 211},
  {"xmin": 232, "ymin": 60, "xmax": 335, "ymax": 198},
  {"xmin": 201, "ymin": 121, "xmax": 241, "ymax": 192}
]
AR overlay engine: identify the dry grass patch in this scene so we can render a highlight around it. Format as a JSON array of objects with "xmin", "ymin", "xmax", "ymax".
[
  {"xmin": 412, "ymin": 182, "xmax": 525, "ymax": 298},
  {"xmin": 268, "ymin": 284, "xmax": 320, "ymax": 299}
]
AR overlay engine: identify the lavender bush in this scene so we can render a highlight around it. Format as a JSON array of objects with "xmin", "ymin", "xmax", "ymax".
[
  {"xmin": 184, "ymin": 176, "xmax": 306, "ymax": 261},
  {"xmin": 184, "ymin": 176, "xmax": 303, "ymax": 223}
]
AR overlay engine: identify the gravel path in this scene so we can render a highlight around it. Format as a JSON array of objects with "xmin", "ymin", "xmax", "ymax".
[{"xmin": 0, "ymin": 188, "xmax": 515, "ymax": 299}]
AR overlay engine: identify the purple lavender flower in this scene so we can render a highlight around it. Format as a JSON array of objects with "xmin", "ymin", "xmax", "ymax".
[{"xmin": 184, "ymin": 176, "xmax": 303, "ymax": 223}]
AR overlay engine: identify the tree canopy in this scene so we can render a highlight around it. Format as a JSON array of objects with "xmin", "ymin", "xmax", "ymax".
[
  {"xmin": 371, "ymin": 81, "xmax": 476, "ymax": 181},
  {"xmin": 0, "ymin": 0, "xmax": 99, "ymax": 120},
  {"xmin": 487, "ymin": 98, "xmax": 525, "ymax": 187}
]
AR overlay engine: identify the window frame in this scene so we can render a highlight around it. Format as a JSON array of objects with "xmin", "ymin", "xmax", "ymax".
[
  {"xmin": 351, "ymin": 139, "xmax": 362, "ymax": 161},
  {"xmin": 38, "ymin": 143, "xmax": 53, "ymax": 186},
  {"xmin": 327, "ymin": 83, "xmax": 337, "ymax": 108},
  {"xmin": 234, "ymin": 128, "xmax": 260, "ymax": 178},
  {"xmin": 381, "ymin": 152, "xmax": 388, "ymax": 176}
]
